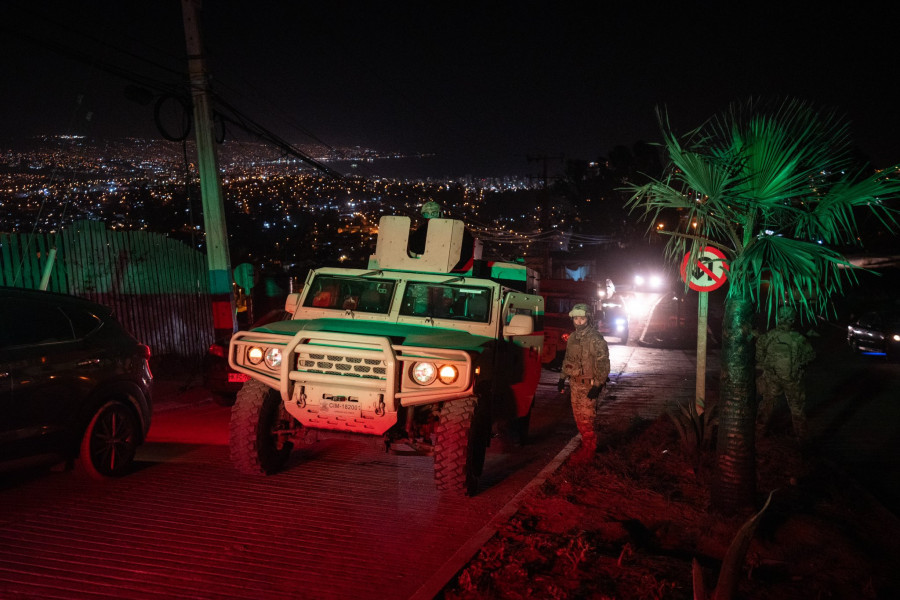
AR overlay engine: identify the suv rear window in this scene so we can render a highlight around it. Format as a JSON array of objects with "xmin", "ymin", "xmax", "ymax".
[
  {"xmin": 0, "ymin": 300, "xmax": 75, "ymax": 348},
  {"xmin": 62, "ymin": 306, "xmax": 104, "ymax": 338}
]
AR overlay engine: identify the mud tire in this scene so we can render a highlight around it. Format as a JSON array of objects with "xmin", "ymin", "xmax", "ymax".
[
  {"xmin": 230, "ymin": 379, "xmax": 294, "ymax": 475},
  {"xmin": 434, "ymin": 396, "xmax": 490, "ymax": 496}
]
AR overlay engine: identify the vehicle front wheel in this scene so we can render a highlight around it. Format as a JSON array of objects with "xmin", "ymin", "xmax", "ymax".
[
  {"xmin": 513, "ymin": 395, "xmax": 534, "ymax": 444},
  {"xmin": 433, "ymin": 396, "xmax": 490, "ymax": 496},
  {"xmin": 79, "ymin": 399, "xmax": 140, "ymax": 479},
  {"xmin": 230, "ymin": 380, "xmax": 295, "ymax": 475}
]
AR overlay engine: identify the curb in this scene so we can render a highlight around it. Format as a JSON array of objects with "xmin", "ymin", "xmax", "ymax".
[{"xmin": 409, "ymin": 434, "xmax": 583, "ymax": 600}]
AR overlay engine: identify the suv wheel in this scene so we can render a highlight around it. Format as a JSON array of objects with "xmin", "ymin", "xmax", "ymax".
[
  {"xmin": 433, "ymin": 396, "xmax": 489, "ymax": 496},
  {"xmin": 230, "ymin": 380, "xmax": 294, "ymax": 474},
  {"xmin": 79, "ymin": 399, "xmax": 140, "ymax": 479}
]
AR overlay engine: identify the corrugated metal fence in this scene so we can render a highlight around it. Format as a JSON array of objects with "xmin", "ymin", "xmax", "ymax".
[{"xmin": 0, "ymin": 220, "xmax": 213, "ymax": 359}]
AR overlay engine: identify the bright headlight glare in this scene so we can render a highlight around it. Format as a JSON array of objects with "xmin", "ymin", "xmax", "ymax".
[
  {"xmin": 412, "ymin": 362, "xmax": 437, "ymax": 385},
  {"xmin": 892, "ymin": 334, "xmax": 900, "ymax": 342},
  {"xmin": 438, "ymin": 364, "xmax": 459, "ymax": 384},
  {"xmin": 247, "ymin": 346, "xmax": 265, "ymax": 365},
  {"xmin": 264, "ymin": 347, "xmax": 282, "ymax": 369}
]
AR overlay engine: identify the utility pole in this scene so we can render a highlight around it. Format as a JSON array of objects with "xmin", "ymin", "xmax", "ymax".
[{"xmin": 181, "ymin": 0, "xmax": 236, "ymax": 340}]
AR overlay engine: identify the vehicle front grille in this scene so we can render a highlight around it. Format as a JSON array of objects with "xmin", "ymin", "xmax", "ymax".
[{"xmin": 297, "ymin": 352, "xmax": 387, "ymax": 379}]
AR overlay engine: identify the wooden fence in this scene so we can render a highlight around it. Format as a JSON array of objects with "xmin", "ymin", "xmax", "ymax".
[{"xmin": 0, "ymin": 220, "xmax": 214, "ymax": 359}]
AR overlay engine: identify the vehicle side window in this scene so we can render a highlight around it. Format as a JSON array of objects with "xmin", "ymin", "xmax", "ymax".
[
  {"xmin": 859, "ymin": 313, "xmax": 879, "ymax": 328},
  {"xmin": 62, "ymin": 306, "xmax": 103, "ymax": 338},
  {"xmin": 399, "ymin": 283, "xmax": 491, "ymax": 322},
  {"xmin": 0, "ymin": 300, "xmax": 75, "ymax": 348},
  {"xmin": 302, "ymin": 275, "xmax": 394, "ymax": 314},
  {"xmin": 506, "ymin": 305, "xmax": 533, "ymax": 325}
]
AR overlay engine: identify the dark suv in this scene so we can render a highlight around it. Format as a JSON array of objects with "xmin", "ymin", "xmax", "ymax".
[{"xmin": 0, "ymin": 287, "xmax": 153, "ymax": 478}]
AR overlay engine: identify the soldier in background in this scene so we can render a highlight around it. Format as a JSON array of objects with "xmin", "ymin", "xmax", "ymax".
[
  {"xmin": 755, "ymin": 305, "xmax": 816, "ymax": 442},
  {"xmin": 558, "ymin": 303, "xmax": 611, "ymax": 455}
]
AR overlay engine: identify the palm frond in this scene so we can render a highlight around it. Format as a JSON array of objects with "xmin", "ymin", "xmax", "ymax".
[
  {"xmin": 795, "ymin": 168, "xmax": 900, "ymax": 244},
  {"xmin": 730, "ymin": 234, "xmax": 859, "ymax": 322}
]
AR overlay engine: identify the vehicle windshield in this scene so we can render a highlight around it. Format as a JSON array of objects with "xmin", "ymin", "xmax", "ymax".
[
  {"xmin": 399, "ymin": 282, "xmax": 492, "ymax": 322},
  {"xmin": 302, "ymin": 275, "xmax": 396, "ymax": 314}
]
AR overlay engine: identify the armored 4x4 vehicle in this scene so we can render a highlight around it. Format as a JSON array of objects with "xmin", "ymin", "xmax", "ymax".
[{"xmin": 227, "ymin": 216, "xmax": 543, "ymax": 495}]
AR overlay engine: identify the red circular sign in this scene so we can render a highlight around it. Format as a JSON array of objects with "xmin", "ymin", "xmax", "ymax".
[{"xmin": 680, "ymin": 246, "xmax": 729, "ymax": 292}]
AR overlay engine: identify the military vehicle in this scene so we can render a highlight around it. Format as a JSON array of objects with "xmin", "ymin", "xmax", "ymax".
[{"xmin": 227, "ymin": 216, "xmax": 544, "ymax": 495}]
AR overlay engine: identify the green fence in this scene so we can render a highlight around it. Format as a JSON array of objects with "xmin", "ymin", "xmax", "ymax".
[{"xmin": 1, "ymin": 220, "xmax": 214, "ymax": 359}]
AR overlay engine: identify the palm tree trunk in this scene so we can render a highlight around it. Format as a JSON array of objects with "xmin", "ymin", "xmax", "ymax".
[{"xmin": 712, "ymin": 295, "xmax": 757, "ymax": 514}]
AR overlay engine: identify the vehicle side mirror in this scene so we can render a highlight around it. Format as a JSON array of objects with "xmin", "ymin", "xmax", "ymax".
[
  {"xmin": 503, "ymin": 313, "xmax": 534, "ymax": 337},
  {"xmin": 284, "ymin": 293, "xmax": 302, "ymax": 315}
]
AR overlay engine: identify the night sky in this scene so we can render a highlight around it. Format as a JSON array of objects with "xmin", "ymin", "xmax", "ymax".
[{"xmin": 2, "ymin": 1, "xmax": 899, "ymax": 177}]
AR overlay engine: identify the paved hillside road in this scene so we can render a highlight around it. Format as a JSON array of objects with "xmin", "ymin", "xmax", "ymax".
[
  {"xmin": 0, "ymin": 293, "xmax": 668, "ymax": 600},
  {"xmin": 0, "ymin": 366, "xmax": 595, "ymax": 600}
]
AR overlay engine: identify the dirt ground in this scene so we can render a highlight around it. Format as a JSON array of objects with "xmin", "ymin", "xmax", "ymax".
[{"xmin": 440, "ymin": 416, "xmax": 900, "ymax": 600}]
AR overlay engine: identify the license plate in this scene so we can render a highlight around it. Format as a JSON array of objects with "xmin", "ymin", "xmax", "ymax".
[
  {"xmin": 322, "ymin": 400, "xmax": 359, "ymax": 413},
  {"xmin": 228, "ymin": 372, "xmax": 251, "ymax": 383}
]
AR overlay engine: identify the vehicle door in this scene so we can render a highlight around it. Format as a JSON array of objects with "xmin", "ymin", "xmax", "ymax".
[
  {"xmin": 499, "ymin": 292, "xmax": 544, "ymax": 418},
  {"xmin": 859, "ymin": 312, "xmax": 883, "ymax": 350},
  {"xmin": 0, "ymin": 297, "xmax": 96, "ymax": 457}
]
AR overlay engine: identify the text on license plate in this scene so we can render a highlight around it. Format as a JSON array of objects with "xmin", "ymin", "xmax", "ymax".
[{"xmin": 322, "ymin": 401, "xmax": 359, "ymax": 413}]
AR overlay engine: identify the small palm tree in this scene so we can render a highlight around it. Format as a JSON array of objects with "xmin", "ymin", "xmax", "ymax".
[{"xmin": 627, "ymin": 97, "xmax": 900, "ymax": 514}]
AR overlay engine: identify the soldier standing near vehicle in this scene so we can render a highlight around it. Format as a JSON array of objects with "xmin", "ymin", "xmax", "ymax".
[
  {"xmin": 755, "ymin": 305, "xmax": 816, "ymax": 442},
  {"xmin": 558, "ymin": 303, "xmax": 611, "ymax": 455}
]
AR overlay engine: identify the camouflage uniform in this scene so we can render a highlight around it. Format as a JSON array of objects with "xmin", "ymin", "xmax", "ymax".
[
  {"xmin": 559, "ymin": 304, "xmax": 611, "ymax": 452},
  {"xmin": 755, "ymin": 307, "xmax": 815, "ymax": 440}
]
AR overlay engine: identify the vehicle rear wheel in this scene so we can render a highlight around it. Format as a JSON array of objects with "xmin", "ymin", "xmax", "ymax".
[
  {"xmin": 433, "ymin": 396, "xmax": 490, "ymax": 496},
  {"xmin": 230, "ymin": 380, "xmax": 294, "ymax": 475},
  {"xmin": 79, "ymin": 399, "xmax": 140, "ymax": 479}
]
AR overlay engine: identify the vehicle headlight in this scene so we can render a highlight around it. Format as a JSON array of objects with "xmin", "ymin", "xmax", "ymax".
[
  {"xmin": 892, "ymin": 334, "xmax": 900, "ymax": 343},
  {"xmin": 264, "ymin": 347, "xmax": 282, "ymax": 369},
  {"xmin": 412, "ymin": 362, "xmax": 437, "ymax": 385},
  {"xmin": 438, "ymin": 364, "xmax": 459, "ymax": 384},
  {"xmin": 247, "ymin": 346, "xmax": 265, "ymax": 365}
]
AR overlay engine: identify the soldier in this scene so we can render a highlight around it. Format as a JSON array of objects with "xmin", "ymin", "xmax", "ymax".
[
  {"xmin": 755, "ymin": 305, "xmax": 816, "ymax": 441},
  {"xmin": 408, "ymin": 200, "xmax": 443, "ymax": 257},
  {"xmin": 558, "ymin": 303, "xmax": 611, "ymax": 455},
  {"xmin": 408, "ymin": 200, "xmax": 475, "ymax": 271}
]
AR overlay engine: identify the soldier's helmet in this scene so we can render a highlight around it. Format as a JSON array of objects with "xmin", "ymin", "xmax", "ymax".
[
  {"xmin": 777, "ymin": 305, "xmax": 797, "ymax": 323},
  {"xmin": 421, "ymin": 201, "xmax": 442, "ymax": 219},
  {"xmin": 569, "ymin": 303, "xmax": 591, "ymax": 318}
]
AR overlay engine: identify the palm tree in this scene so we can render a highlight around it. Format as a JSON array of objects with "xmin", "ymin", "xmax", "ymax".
[{"xmin": 627, "ymin": 98, "xmax": 900, "ymax": 514}]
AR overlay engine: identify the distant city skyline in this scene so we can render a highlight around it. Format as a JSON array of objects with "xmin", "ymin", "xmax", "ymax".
[{"xmin": 2, "ymin": 2, "xmax": 899, "ymax": 178}]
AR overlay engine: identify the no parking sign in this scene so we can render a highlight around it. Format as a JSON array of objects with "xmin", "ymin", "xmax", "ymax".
[{"xmin": 680, "ymin": 246, "xmax": 729, "ymax": 292}]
